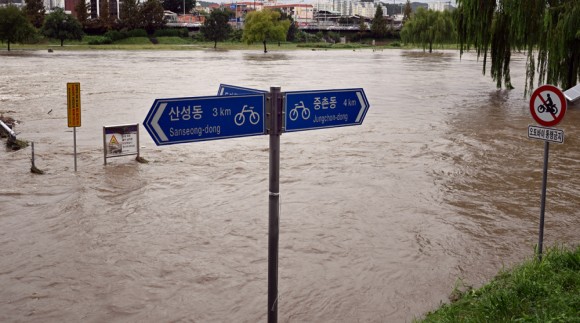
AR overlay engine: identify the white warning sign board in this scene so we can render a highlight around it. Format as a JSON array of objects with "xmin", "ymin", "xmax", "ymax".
[
  {"xmin": 103, "ymin": 124, "xmax": 139, "ymax": 162},
  {"xmin": 528, "ymin": 125, "xmax": 564, "ymax": 144}
]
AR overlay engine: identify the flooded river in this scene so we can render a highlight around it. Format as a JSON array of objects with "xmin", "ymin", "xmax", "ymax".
[{"xmin": 1, "ymin": 49, "xmax": 578, "ymax": 322}]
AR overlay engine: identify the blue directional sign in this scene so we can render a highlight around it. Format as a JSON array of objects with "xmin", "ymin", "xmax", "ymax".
[
  {"xmin": 218, "ymin": 84, "xmax": 267, "ymax": 96},
  {"xmin": 284, "ymin": 88, "xmax": 370, "ymax": 132},
  {"xmin": 144, "ymin": 94, "xmax": 265, "ymax": 145}
]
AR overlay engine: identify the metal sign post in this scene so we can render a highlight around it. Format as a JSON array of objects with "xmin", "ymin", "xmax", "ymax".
[
  {"xmin": 73, "ymin": 128, "xmax": 77, "ymax": 171},
  {"xmin": 537, "ymin": 141, "xmax": 549, "ymax": 260},
  {"xmin": 268, "ymin": 87, "xmax": 282, "ymax": 323},
  {"xmin": 67, "ymin": 82, "xmax": 81, "ymax": 172},
  {"xmin": 528, "ymin": 84, "xmax": 567, "ymax": 261},
  {"xmin": 144, "ymin": 85, "xmax": 371, "ymax": 322}
]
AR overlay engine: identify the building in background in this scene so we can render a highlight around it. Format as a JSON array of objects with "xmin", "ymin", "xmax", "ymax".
[
  {"xmin": 312, "ymin": 0, "xmax": 388, "ymax": 19},
  {"xmin": 89, "ymin": 0, "xmax": 120, "ymax": 19},
  {"xmin": 352, "ymin": 1, "xmax": 375, "ymax": 18},
  {"xmin": 64, "ymin": 0, "xmax": 79, "ymax": 16},
  {"xmin": 0, "ymin": 0, "xmax": 122, "ymax": 19},
  {"xmin": 313, "ymin": 0, "xmax": 334, "ymax": 13},
  {"xmin": 265, "ymin": 3, "xmax": 314, "ymax": 24},
  {"xmin": 44, "ymin": 0, "xmax": 63, "ymax": 9},
  {"xmin": 0, "ymin": 0, "xmax": 24, "ymax": 7},
  {"xmin": 428, "ymin": 1, "xmax": 452, "ymax": 11}
]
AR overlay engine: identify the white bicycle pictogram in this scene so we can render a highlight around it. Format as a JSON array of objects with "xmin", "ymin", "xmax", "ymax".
[
  {"xmin": 289, "ymin": 101, "xmax": 311, "ymax": 121},
  {"xmin": 234, "ymin": 105, "xmax": 260, "ymax": 126}
]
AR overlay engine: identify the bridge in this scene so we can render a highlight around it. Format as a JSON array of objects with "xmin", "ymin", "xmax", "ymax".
[{"xmin": 164, "ymin": 9, "xmax": 402, "ymax": 33}]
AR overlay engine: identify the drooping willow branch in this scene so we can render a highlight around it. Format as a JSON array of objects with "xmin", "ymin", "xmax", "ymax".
[{"xmin": 456, "ymin": 0, "xmax": 580, "ymax": 95}]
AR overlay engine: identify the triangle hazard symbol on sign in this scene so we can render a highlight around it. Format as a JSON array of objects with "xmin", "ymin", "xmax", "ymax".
[{"xmin": 110, "ymin": 135, "xmax": 119, "ymax": 145}]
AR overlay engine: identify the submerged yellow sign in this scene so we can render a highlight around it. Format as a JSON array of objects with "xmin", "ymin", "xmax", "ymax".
[{"xmin": 67, "ymin": 82, "xmax": 81, "ymax": 127}]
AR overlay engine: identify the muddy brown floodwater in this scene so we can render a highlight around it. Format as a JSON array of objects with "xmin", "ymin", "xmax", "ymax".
[{"xmin": 1, "ymin": 49, "xmax": 579, "ymax": 322}]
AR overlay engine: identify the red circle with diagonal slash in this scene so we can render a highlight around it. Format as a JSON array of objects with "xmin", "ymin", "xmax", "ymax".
[{"xmin": 529, "ymin": 84, "xmax": 567, "ymax": 127}]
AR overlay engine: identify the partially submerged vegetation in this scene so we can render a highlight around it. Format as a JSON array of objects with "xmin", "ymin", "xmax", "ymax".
[
  {"xmin": 7, "ymin": 33, "xmax": 409, "ymax": 51},
  {"xmin": 0, "ymin": 114, "xmax": 27, "ymax": 151},
  {"xmin": 418, "ymin": 246, "xmax": 580, "ymax": 322},
  {"xmin": 10, "ymin": 138, "xmax": 29, "ymax": 150}
]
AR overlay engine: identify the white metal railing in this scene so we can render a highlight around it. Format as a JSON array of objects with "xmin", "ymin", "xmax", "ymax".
[{"xmin": 0, "ymin": 119, "xmax": 16, "ymax": 139}]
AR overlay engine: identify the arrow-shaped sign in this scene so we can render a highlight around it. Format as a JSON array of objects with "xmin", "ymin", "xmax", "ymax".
[
  {"xmin": 144, "ymin": 94, "xmax": 266, "ymax": 146},
  {"xmin": 284, "ymin": 88, "xmax": 370, "ymax": 132},
  {"xmin": 218, "ymin": 84, "xmax": 267, "ymax": 96}
]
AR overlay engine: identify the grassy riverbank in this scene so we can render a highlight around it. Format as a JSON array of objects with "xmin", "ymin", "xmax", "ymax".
[
  {"xmin": 7, "ymin": 35, "xmax": 409, "ymax": 51},
  {"xmin": 418, "ymin": 246, "xmax": 580, "ymax": 322}
]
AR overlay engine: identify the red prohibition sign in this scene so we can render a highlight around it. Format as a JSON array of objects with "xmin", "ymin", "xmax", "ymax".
[{"xmin": 529, "ymin": 84, "xmax": 567, "ymax": 127}]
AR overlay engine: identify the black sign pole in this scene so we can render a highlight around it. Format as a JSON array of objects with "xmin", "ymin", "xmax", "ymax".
[
  {"xmin": 538, "ymin": 140, "xmax": 550, "ymax": 261},
  {"xmin": 268, "ymin": 87, "xmax": 282, "ymax": 323}
]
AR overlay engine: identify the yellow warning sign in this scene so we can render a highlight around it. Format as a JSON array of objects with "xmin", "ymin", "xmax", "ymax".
[
  {"xmin": 109, "ymin": 135, "xmax": 119, "ymax": 145},
  {"xmin": 67, "ymin": 82, "xmax": 81, "ymax": 127}
]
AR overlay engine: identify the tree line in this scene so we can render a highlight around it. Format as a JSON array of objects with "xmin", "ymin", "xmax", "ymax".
[
  {"xmin": 0, "ymin": 0, "xmax": 297, "ymax": 50},
  {"xmin": 1, "ymin": 0, "xmax": 405, "ymax": 51},
  {"xmin": 0, "ymin": 0, "xmax": 170, "ymax": 49},
  {"xmin": 1, "ymin": 0, "xmax": 577, "ymax": 92}
]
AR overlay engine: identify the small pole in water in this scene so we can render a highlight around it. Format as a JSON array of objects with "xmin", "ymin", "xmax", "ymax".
[
  {"xmin": 30, "ymin": 141, "xmax": 44, "ymax": 174},
  {"xmin": 31, "ymin": 141, "xmax": 35, "ymax": 168}
]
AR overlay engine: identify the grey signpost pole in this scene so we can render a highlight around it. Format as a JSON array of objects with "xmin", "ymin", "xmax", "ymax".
[
  {"xmin": 103, "ymin": 127, "xmax": 107, "ymax": 166},
  {"xmin": 538, "ymin": 141, "xmax": 549, "ymax": 260},
  {"xmin": 268, "ymin": 87, "xmax": 281, "ymax": 323},
  {"xmin": 73, "ymin": 127, "xmax": 77, "ymax": 172}
]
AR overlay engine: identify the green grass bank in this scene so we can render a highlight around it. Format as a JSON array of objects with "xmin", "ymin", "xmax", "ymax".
[
  {"xmin": 7, "ymin": 35, "xmax": 409, "ymax": 51},
  {"xmin": 418, "ymin": 245, "xmax": 580, "ymax": 322}
]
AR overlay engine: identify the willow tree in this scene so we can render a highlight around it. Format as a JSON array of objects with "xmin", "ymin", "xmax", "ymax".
[
  {"xmin": 242, "ymin": 9, "xmax": 290, "ymax": 53},
  {"xmin": 456, "ymin": 0, "xmax": 580, "ymax": 94},
  {"xmin": 401, "ymin": 8, "xmax": 456, "ymax": 53}
]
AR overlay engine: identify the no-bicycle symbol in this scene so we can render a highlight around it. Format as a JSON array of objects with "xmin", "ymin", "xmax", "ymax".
[{"xmin": 529, "ymin": 84, "xmax": 567, "ymax": 127}]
